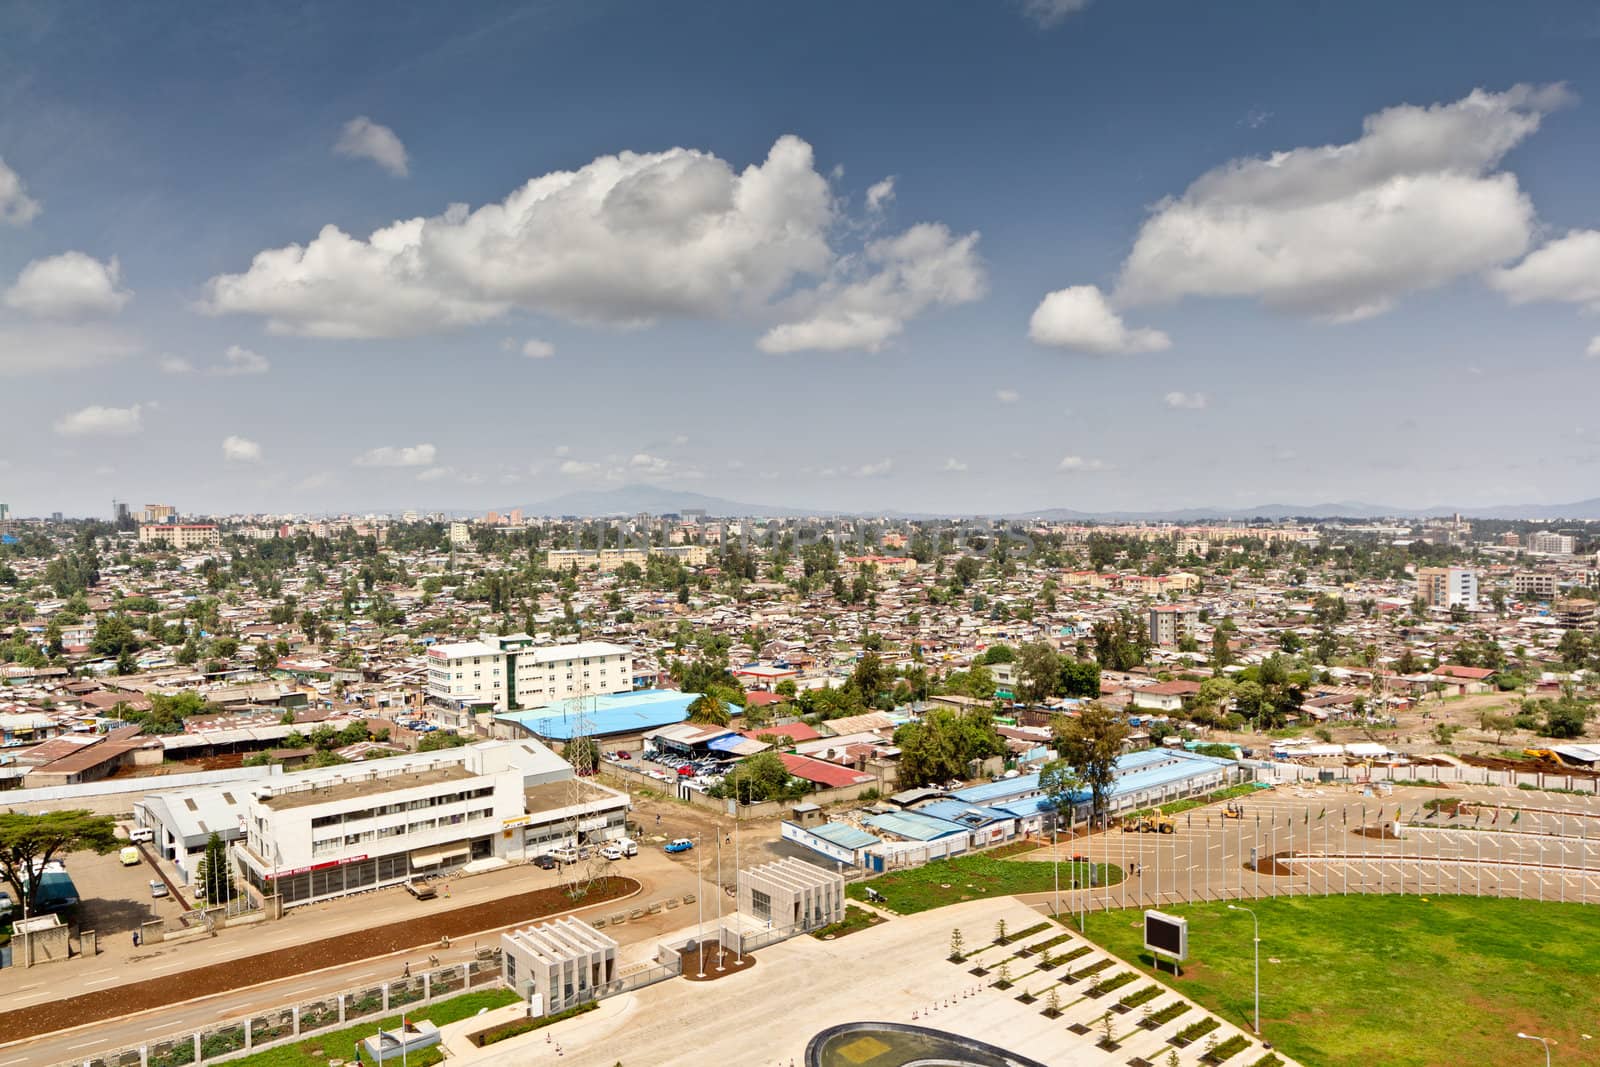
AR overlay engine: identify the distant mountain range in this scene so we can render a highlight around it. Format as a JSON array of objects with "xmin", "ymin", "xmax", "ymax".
[{"xmin": 516, "ymin": 484, "xmax": 1600, "ymax": 522}]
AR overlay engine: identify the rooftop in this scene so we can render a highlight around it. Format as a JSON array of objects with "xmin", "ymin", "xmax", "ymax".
[{"xmin": 258, "ymin": 763, "xmax": 475, "ymax": 810}]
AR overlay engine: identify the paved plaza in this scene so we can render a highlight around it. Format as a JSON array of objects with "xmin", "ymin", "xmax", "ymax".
[{"xmin": 442, "ymin": 896, "xmax": 1297, "ymax": 1067}]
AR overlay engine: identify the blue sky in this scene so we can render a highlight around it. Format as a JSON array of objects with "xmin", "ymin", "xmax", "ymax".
[{"xmin": 4, "ymin": 0, "xmax": 1600, "ymax": 517}]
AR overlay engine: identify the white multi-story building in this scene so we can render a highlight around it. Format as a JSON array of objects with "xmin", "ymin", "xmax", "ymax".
[
  {"xmin": 216, "ymin": 740, "xmax": 628, "ymax": 908},
  {"xmin": 448, "ymin": 521, "xmax": 471, "ymax": 547},
  {"xmin": 1527, "ymin": 531, "xmax": 1576, "ymax": 555},
  {"xmin": 426, "ymin": 634, "xmax": 632, "ymax": 711},
  {"xmin": 138, "ymin": 523, "xmax": 220, "ymax": 549},
  {"xmin": 1416, "ymin": 566, "xmax": 1478, "ymax": 610}
]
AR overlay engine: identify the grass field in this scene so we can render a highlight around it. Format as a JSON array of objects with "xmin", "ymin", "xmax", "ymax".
[
  {"xmin": 1078, "ymin": 895, "xmax": 1600, "ymax": 1067},
  {"xmin": 811, "ymin": 903, "xmax": 887, "ymax": 939},
  {"xmin": 846, "ymin": 853, "xmax": 1123, "ymax": 914},
  {"xmin": 220, "ymin": 989, "xmax": 519, "ymax": 1067}
]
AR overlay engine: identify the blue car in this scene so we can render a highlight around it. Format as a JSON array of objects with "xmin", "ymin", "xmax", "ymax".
[{"xmin": 664, "ymin": 838, "xmax": 694, "ymax": 854}]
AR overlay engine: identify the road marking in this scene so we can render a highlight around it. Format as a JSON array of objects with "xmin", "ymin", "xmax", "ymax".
[
  {"xmin": 145, "ymin": 1022, "xmax": 175, "ymax": 1032},
  {"xmin": 67, "ymin": 1041, "xmax": 103, "ymax": 1051},
  {"xmin": 83, "ymin": 976, "xmax": 121, "ymax": 987}
]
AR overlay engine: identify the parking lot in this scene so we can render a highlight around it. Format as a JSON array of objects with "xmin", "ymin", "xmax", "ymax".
[{"xmin": 59, "ymin": 830, "xmax": 191, "ymax": 944}]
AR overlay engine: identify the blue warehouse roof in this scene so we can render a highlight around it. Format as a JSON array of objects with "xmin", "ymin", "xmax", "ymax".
[
  {"xmin": 809, "ymin": 822, "xmax": 881, "ymax": 851},
  {"xmin": 914, "ymin": 799, "xmax": 1014, "ymax": 828},
  {"xmin": 863, "ymin": 809, "xmax": 969, "ymax": 842},
  {"xmin": 495, "ymin": 688, "xmax": 694, "ymax": 740}
]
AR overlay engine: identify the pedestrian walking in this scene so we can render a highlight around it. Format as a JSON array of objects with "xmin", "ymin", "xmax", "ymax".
[
  {"xmin": 132, "ymin": 931, "xmax": 140, "ymax": 948},
  {"xmin": 403, "ymin": 962, "xmax": 410, "ymax": 978}
]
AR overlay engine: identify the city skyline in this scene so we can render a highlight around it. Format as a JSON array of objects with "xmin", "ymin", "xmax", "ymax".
[{"xmin": 5, "ymin": 2, "xmax": 1600, "ymax": 515}]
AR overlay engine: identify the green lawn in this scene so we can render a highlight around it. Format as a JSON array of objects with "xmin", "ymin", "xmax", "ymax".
[
  {"xmin": 846, "ymin": 854, "xmax": 1123, "ymax": 915},
  {"xmin": 811, "ymin": 903, "xmax": 887, "ymax": 939},
  {"xmin": 1078, "ymin": 896, "xmax": 1600, "ymax": 1067},
  {"xmin": 220, "ymin": 988, "xmax": 519, "ymax": 1067}
]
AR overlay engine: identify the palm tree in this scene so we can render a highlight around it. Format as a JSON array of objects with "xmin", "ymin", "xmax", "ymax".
[{"xmin": 687, "ymin": 692, "xmax": 731, "ymax": 726}]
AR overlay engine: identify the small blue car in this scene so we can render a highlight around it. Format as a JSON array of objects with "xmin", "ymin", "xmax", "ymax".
[{"xmin": 664, "ymin": 838, "xmax": 694, "ymax": 854}]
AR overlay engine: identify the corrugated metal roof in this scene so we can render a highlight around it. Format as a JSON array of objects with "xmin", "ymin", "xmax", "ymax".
[
  {"xmin": 809, "ymin": 821, "xmax": 880, "ymax": 851},
  {"xmin": 864, "ymin": 809, "xmax": 968, "ymax": 842}
]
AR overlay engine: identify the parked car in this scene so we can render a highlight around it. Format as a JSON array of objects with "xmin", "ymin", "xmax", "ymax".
[
  {"xmin": 664, "ymin": 838, "xmax": 694, "ymax": 854},
  {"xmin": 533, "ymin": 854, "xmax": 558, "ymax": 870},
  {"xmin": 0, "ymin": 890, "xmax": 12, "ymax": 919},
  {"xmin": 129, "ymin": 827, "xmax": 155, "ymax": 843},
  {"xmin": 149, "ymin": 879, "xmax": 169, "ymax": 899},
  {"xmin": 550, "ymin": 846, "xmax": 580, "ymax": 864},
  {"xmin": 599, "ymin": 845, "xmax": 624, "ymax": 861},
  {"xmin": 617, "ymin": 837, "xmax": 638, "ymax": 856},
  {"xmin": 119, "ymin": 846, "xmax": 141, "ymax": 867},
  {"xmin": 615, "ymin": 750, "xmax": 631, "ymax": 760},
  {"xmin": 676, "ymin": 765, "xmax": 695, "ymax": 776}
]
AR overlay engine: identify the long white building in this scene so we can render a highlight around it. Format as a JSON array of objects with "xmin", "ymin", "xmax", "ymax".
[
  {"xmin": 138, "ymin": 740, "xmax": 630, "ymax": 908},
  {"xmin": 426, "ymin": 633, "xmax": 632, "ymax": 712}
]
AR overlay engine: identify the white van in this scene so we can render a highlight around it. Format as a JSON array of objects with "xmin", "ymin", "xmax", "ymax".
[
  {"xmin": 129, "ymin": 827, "xmax": 155, "ymax": 844},
  {"xmin": 616, "ymin": 837, "xmax": 638, "ymax": 857}
]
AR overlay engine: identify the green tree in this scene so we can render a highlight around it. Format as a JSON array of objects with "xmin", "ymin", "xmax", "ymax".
[
  {"xmin": 563, "ymin": 735, "xmax": 599, "ymax": 773},
  {"xmin": 893, "ymin": 708, "xmax": 1005, "ymax": 787},
  {"xmin": 1051, "ymin": 702, "xmax": 1128, "ymax": 828},
  {"xmin": 1039, "ymin": 759, "xmax": 1083, "ymax": 828},
  {"xmin": 687, "ymin": 691, "xmax": 732, "ymax": 726},
  {"xmin": 1017, "ymin": 642, "xmax": 1061, "ymax": 704},
  {"xmin": 91, "ymin": 615, "xmax": 140, "ymax": 658},
  {"xmin": 720, "ymin": 750, "xmax": 799, "ymax": 802},
  {"xmin": 0, "ymin": 810, "xmax": 120, "ymax": 917},
  {"xmin": 194, "ymin": 831, "xmax": 237, "ymax": 903},
  {"xmin": 1058, "ymin": 657, "xmax": 1101, "ymax": 699}
]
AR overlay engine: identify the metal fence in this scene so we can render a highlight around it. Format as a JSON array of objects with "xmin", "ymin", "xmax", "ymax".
[
  {"xmin": 51, "ymin": 957, "xmax": 504, "ymax": 1067},
  {"xmin": 1046, "ymin": 792, "xmax": 1599, "ymax": 920}
]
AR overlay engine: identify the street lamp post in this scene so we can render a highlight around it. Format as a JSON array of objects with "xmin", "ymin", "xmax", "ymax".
[
  {"xmin": 695, "ymin": 832, "xmax": 705, "ymax": 978},
  {"xmin": 1228, "ymin": 903, "xmax": 1260, "ymax": 1036},
  {"xmin": 1516, "ymin": 1032, "xmax": 1552, "ymax": 1067},
  {"xmin": 1052, "ymin": 827, "xmax": 1059, "ymax": 918}
]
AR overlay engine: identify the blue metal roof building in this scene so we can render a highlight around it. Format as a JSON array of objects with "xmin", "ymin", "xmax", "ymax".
[
  {"xmin": 494, "ymin": 688, "xmax": 695, "ymax": 740},
  {"xmin": 863, "ymin": 809, "xmax": 968, "ymax": 842}
]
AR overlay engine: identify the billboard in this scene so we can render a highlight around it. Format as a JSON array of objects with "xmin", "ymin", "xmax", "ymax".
[{"xmin": 1143, "ymin": 909, "xmax": 1187, "ymax": 961}]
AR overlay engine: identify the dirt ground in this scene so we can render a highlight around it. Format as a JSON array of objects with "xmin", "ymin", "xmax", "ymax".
[
  {"xmin": 0, "ymin": 876, "xmax": 637, "ymax": 1042},
  {"xmin": 1212, "ymin": 691, "xmax": 1579, "ymax": 757}
]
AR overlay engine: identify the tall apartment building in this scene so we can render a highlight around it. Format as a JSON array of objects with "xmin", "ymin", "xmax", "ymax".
[
  {"xmin": 136, "ymin": 504, "xmax": 177, "ymax": 524},
  {"xmin": 138, "ymin": 523, "xmax": 220, "ymax": 549},
  {"xmin": 448, "ymin": 521, "xmax": 471, "ymax": 547},
  {"xmin": 426, "ymin": 634, "xmax": 632, "ymax": 711},
  {"xmin": 1415, "ymin": 566, "xmax": 1478, "ymax": 610},
  {"xmin": 1527, "ymin": 531, "xmax": 1576, "ymax": 555},
  {"xmin": 1148, "ymin": 604, "xmax": 1201, "ymax": 646}
]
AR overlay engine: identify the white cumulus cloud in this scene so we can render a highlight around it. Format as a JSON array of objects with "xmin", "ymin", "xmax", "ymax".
[
  {"xmin": 213, "ymin": 344, "xmax": 270, "ymax": 376},
  {"xmin": 1489, "ymin": 229, "xmax": 1600, "ymax": 309},
  {"xmin": 5, "ymin": 252, "xmax": 131, "ymax": 318},
  {"xmin": 159, "ymin": 355, "xmax": 195, "ymax": 374},
  {"xmin": 55, "ymin": 403, "xmax": 142, "ymax": 437},
  {"xmin": 1587, "ymin": 336, "xmax": 1600, "ymax": 359},
  {"xmin": 1057, "ymin": 455, "xmax": 1109, "ymax": 473},
  {"xmin": 852, "ymin": 458, "xmax": 893, "ymax": 478},
  {"xmin": 942, "ymin": 457, "xmax": 969, "ymax": 473},
  {"xmin": 521, "ymin": 338, "xmax": 555, "ymax": 359},
  {"xmin": 222, "ymin": 435, "xmax": 263, "ymax": 463},
  {"xmin": 1115, "ymin": 84, "xmax": 1569, "ymax": 321},
  {"xmin": 354, "ymin": 443, "xmax": 436, "ymax": 468},
  {"xmin": 866, "ymin": 177, "xmax": 896, "ymax": 211},
  {"xmin": 203, "ymin": 136, "xmax": 978, "ymax": 353},
  {"xmin": 0, "ymin": 157, "xmax": 41, "ymax": 226},
  {"xmin": 1029, "ymin": 285, "xmax": 1170, "ymax": 353},
  {"xmin": 995, "ymin": 388, "xmax": 1020, "ymax": 404},
  {"xmin": 758, "ymin": 223, "xmax": 984, "ymax": 353},
  {"xmin": 333, "ymin": 117, "xmax": 410, "ymax": 177},
  {"xmin": 630, "ymin": 453, "xmax": 671, "ymax": 475},
  {"xmin": 1163, "ymin": 391, "xmax": 1208, "ymax": 409}
]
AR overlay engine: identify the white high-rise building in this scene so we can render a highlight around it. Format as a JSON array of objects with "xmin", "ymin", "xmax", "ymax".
[
  {"xmin": 426, "ymin": 634, "xmax": 632, "ymax": 711},
  {"xmin": 1416, "ymin": 566, "xmax": 1478, "ymax": 610},
  {"xmin": 1527, "ymin": 531, "xmax": 1576, "ymax": 555}
]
